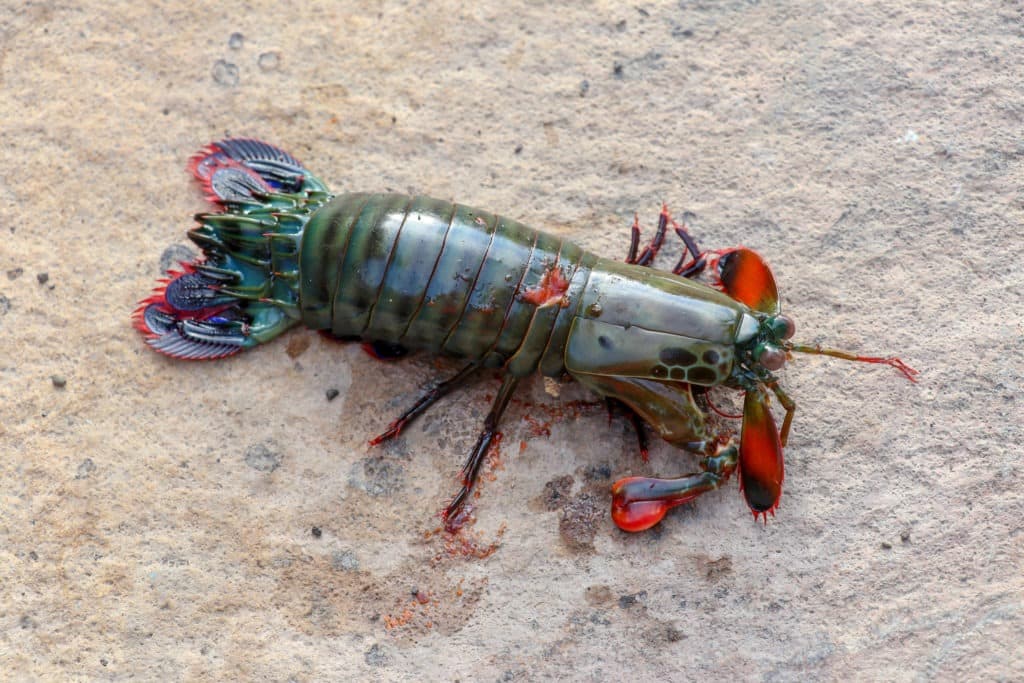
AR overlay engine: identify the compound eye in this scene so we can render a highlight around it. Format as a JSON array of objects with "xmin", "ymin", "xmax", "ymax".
[
  {"xmin": 758, "ymin": 344, "xmax": 787, "ymax": 371},
  {"xmin": 775, "ymin": 314, "xmax": 796, "ymax": 340}
]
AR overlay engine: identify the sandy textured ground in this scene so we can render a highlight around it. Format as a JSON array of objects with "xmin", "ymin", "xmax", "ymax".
[{"xmin": 2, "ymin": 1, "xmax": 1022, "ymax": 680}]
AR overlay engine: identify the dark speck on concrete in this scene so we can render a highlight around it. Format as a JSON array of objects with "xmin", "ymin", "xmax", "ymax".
[
  {"xmin": 100, "ymin": 659, "xmax": 108, "ymax": 667},
  {"xmin": 619, "ymin": 591, "xmax": 647, "ymax": 608},
  {"xmin": 881, "ymin": 541, "xmax": 893, "ymax": 550},
  {"xmin": 541, "ymin": 474, "xmax": 574, "ymax": 510},
  {"xmin": 0, "ymin": 294, "xmax": 10, "ymax": 316},
  {"xmin": 364, "ymin": 643, "xmax": 389, "ymax": 667},
  {"xmin": 75, "ymin": 458, "xmax": 96, "ymax": 479},
  {"xmin": 51, "ymin": 374, "xmax": 66, "ymax": 389},
  {"xmin": 244, "ymin": 441, "xmax": 283, "ymax": 472},
  {"xmin": 351, "ymin": 457, "xmax": 404, "ymax": 496},
  {"xmin": 228, "ymin": 32, "xmax": 244, "ymax": 49},
  {"xmin": 7, "ymin": 267, "xmax": 23, "ymax": 280},
  {"xmin": 700, "ymin": 556, "xmax": 732, "ymax": 581},
  {"xmin": 331, "ymin": 550, "xmax": 359, "ymax": 572},
  {"xmin": 613, "ymin": 62, "xmax": 624, "ymax": 78},
  {"xmin": 579, "ymin": 80, "xmax": 589, "ymax": 97},
  {"xmin": 311, "ymin": 526, "xmax": 322, "ymax": 538},
  {"xmin": 326, "ymin": 388, "xmax": 340, "ymax": 401},
  {"xmin": 583, "ymin": 463, "xmax": 612, "ymax": 481},
  {"xmin": 559, "ymin": 491, "xmax": 602, "ymax": 551},
  {"xmin": 36, "ymin": 272, "xmax": 48, "ymax": 285},
  {"xmin": 159, "ymin": 244, "xmax": 196, "ymax": 274}
]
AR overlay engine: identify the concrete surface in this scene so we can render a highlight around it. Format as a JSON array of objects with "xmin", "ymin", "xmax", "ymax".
[{"xmin": 1, "ymin": 1, "xmax": 1021, "ymax": 680}]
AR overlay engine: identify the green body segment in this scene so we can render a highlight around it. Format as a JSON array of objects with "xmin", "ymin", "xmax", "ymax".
[
  {"xmin": 298, "ymin": 193, "xmax": 587, "ymax": 377},
  {"xmin": 297, "ymin": 192, "xmax": 751, "ymax": 382}
]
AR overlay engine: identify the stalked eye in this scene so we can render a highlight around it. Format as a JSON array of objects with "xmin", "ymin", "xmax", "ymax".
[
  {"xmin": 775, "ymin": 314, "xmax": 796, "ymax": 340},
  {"xmin": 755, "ymin": 343, "xmax": 787, "ymax": 371}
]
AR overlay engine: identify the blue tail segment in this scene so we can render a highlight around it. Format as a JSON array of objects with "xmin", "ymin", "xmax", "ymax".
[{"xmin": 134, "ymin": 139, "xmax": 333, "ymax": 360}]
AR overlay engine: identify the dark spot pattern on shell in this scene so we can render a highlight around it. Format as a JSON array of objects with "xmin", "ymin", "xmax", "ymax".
[
  {"xmin": 659, "ymin": 347, "xmax": 698, "ymax": 366},
  {"xmin": 598, "ymin": 335, "xmax": 612, "ymax": 349},
  {"xmin": 703, "ymin": 349, "xmax": 720, "ymax": 365},
  {"xmin": 688, "ymin": 367, "xmax": 718, "ymax": 384}
]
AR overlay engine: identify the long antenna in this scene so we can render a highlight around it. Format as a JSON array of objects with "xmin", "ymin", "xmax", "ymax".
[{"xmin": 786, "ymin": 343, "xmax": 919, "ymax": 383}]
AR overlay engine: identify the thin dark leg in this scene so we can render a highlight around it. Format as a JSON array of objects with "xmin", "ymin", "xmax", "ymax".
[
  {"xmin": 675, "ymin": 256, "xmax": 707, "ymax": 278},
  {"xmin": 626, "ymin": 214, "xmax": 641, "ymax": 264},
  {"xmin": 445, "ymin": 374, "xmax": 521, "ymax": 519},
  {"xmin": 369, "ymin": 362, "xmax": 482, "ymax": 446},
  {"xmin": 635, "ymin": 205, "xmax": 669, "ymax": 266},
  {"xmin": 671, "ymin": 224, "xmax": 706, "ymax": 277}
]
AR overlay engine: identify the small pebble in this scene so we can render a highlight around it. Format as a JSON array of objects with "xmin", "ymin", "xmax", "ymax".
[
  {"xmin": 257, "ymin": 51, "xmax": 281, "ymax": 72},
  {"xmin": 311, "ymin": 526, "xmax": 322, "ymax": 538},
  {"xmin": 881, "ymin": 541, "xmax": 893, "ymax": 550},
  {"xmin": 228, "ymin": 32, "xmax": 244, "ymax": 49},
  {"xmin": 212, "ymin": 59, "xmax": 240, "ymax": 87},
  {"xmin": 51, "ymin": 375, "xmax": 66, "ymax": 389},
  {"xmin": 36, "ymin": 272, "xmax": 49, "ymax": 285},
  {"xmin": 325, "ymin": 388, "xmax": 340, "ymax": 401}
]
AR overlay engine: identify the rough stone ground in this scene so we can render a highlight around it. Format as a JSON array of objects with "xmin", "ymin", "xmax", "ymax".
[{"xmin": 1, "ymin": 1, "xmax": 1021, "ymax": 680}]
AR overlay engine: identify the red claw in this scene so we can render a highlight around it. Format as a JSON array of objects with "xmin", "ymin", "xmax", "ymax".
[
  {"xmin": 739, "ymin": 389, "xmax": 784, "ymax": 521},
  {"xmin": 611, "ymin": 497, "xmax": 670, "ymax": 533},
  {"xmin": 610, "ymin": 476, "xmax": 708, "ymax": 532},
  {"xmin": 712, "ymin": 247, "xmax": 780, "ymax": 314}
]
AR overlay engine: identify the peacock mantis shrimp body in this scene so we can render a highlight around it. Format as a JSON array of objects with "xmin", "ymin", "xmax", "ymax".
[{"xmin": 135, "ymin": 139, "xmax": 916, "ymax": 532}]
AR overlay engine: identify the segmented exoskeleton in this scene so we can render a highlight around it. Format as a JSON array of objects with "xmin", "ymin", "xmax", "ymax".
[{"xmin": 135, "ymin": 139, "xmax": 916, "ymax": 531}]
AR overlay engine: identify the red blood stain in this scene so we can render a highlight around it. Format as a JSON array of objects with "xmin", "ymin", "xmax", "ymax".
[
  {"xmin": 513, "ymin": 398, "xmax": 603, "ymax": 439},
  {"xmin": 520, "ymin": 266, "xmax": 570, "ymax": 307}
]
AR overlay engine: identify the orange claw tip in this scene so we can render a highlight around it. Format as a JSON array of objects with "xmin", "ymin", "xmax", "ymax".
[
  {"xmin": 611, "ymin": 499, "xmax": 669, "ymax": 533},
  {"xmin": 610, "ymin": 476, "xmax": 678, "ymax": 532}
]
